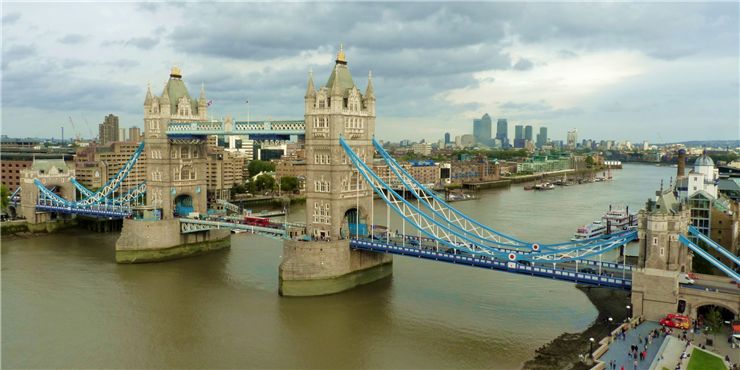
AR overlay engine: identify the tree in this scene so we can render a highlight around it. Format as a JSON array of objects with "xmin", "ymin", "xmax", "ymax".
[
  {"xmin": 585, "ymin": 155, "xmax": 595, "ymax": 168},
  {"xmin": 230, "ymin": 183, "xmax": 248, "ymax": 196},
  {"xmin": 280, "ymin": 176, "xmax": 299, "ymax": 193},
  {"xmin": 254, "ymin": 174, "xmax": 276, "ymax": 192},
  {"xmin": 0, "ymin": 185, "xmax": 9, "ymax": 211},
  {"xmin": 704, "ymin": 307, "xmax": 723, "ymax": 344},
  {"xmin": 247, "ymin": 160, "xmax": 275, "ymax": 178}
]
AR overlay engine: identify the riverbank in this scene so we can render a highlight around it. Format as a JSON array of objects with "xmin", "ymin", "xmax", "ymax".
[{"xmin": 521, "ymin": 286, "xmax": 630, "ymax": 370}]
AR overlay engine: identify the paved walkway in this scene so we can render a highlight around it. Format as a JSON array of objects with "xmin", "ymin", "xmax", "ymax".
[
  {"xmin": 599, "ymin": 321, "xmax": 665, "ymax": 370},
  {"xmin": 650, "ymin": 336, "xmax": 685, "ymax": 370}
]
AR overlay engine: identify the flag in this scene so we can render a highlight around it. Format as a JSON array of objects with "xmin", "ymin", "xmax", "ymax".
[{"xmin": 207, "ymin": 100, "xmax": 213, "ymax": 107}]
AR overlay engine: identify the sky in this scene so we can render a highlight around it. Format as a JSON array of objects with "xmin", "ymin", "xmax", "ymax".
[{"xmin": 1, "ymin": 2, "xmax": 738, "ymax": 143}]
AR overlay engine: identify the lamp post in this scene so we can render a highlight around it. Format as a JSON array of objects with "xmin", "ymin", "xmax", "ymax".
[
  {"xmin": 589, "ymin": 337, "xmax": 595, "ymax": 359},
  {"xmin": 627, "ymin": 305, "xmax": 632, "ymax": 322}
]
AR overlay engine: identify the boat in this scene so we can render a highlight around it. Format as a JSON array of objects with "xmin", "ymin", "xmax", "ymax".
[
  {"xmin": 534, "ymin": 182, "xmax": 555, "ymax": 190},
  {"xmin": 601, "ymin": 206, "xmax": 637, "ymax": 232},
  {"xmin": 572, "ymin": 220, "xmax": 607, "ymax": 240},
  {"xmin": 572, "ymin": 206, "xmax": 637, "ymax": 240}
]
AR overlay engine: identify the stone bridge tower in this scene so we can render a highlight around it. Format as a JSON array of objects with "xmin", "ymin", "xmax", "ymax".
[
  {"xmin": 631, "ymin": 188, "xmax": 693, "ymax": 320},
  {"xmin": 279, "ymin": 46, "xmax": 392, "ymax": 296},
  {"xmin": 143, "ymin": 67, "xmax": 208, "ymax": 218}
]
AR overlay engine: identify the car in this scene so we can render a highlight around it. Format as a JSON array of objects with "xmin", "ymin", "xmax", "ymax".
[
  {"xmin": 517, "ymin": 260, "xmax": 532, "ymax": 267},
  {"xmin": 678, "ymin": 273, "xmax": 695, "ymax": 285},
  {"xmin": 408, "ymin": 239, "xmax": 420, "ymax": 246},
  {"xmin": 581, "ymin": 268, "xmax": 597, "ymax": 274},
  {"xmin": 659, "ymin": 313, "xmax": 690, "ymax": 330}
]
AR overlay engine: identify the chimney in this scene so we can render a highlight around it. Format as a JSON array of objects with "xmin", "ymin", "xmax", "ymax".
[{"xmin": 677, "ymin": 149, "xmax": 686, "ymax": 178}]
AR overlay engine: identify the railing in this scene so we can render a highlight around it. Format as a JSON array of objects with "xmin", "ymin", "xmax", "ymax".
[
  {"xmin": 350, "ymin": 238, "xmax": 632, "ymax": 289},
  {"xmin": 166, "ymin": 120, "xmax": 305, "ymax": 135}
]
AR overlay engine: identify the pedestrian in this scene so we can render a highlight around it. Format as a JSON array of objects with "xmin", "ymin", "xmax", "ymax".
[{"xmin": 633, "ymin": 359, "xmax": 638, "ymax": 370}]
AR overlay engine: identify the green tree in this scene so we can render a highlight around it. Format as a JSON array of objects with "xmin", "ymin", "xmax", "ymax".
[
  {"xmin": 247, "ymin": 160, "xmax": 276, "ymax": 177},
  {"xmin": 585, "ymin": 155, "xmax": 595, "ymax": 168},
  {"xmin": 254, "ymin": 174, "xmax": 276, "ymax": 192},
  {"xmin": 230, "ymin": 183, "xmax": 248, "ymax": 196},
  {"xmin": 704, "ymin": 308, "xmax": 723, "ymax": 342},
  {"xmin": 280, "ymin": 176, "xmax": 299, "ymax": 193},
  {"xmin": 1, "ymin": 185, "xmax": 9, "ymax": 211}
]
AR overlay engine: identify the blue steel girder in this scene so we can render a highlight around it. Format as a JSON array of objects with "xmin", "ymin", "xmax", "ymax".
[
  {"xmin": 340, "ymin": 137, "xmax": 636, "ymax": 263},
  {"xmin": 350, "ymin": 238, "xmax": 632, "ymax": 290}
]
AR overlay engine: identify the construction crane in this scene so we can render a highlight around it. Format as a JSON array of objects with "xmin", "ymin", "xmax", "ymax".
[
  {"xmin": 68, "ymin": 116, "xmax": 82, "ymax": 141},
  {"xmin": 82, "ymin": 115, "xmax": 94, "ymax": 139}
]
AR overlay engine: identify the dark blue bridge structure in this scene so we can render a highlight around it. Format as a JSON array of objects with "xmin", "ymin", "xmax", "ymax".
[
  {"xmin": 32, "ymin": 142, "xmax": 146, "ymax": 218},
  {"xmin": 337, "ymin": 137, "xmax": 740, "ymax": 290}
]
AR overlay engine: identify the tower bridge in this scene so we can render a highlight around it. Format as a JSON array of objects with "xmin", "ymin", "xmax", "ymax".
[{"xmin": 12, "ymin": 47, "xmax": 738, "ymax": 318}]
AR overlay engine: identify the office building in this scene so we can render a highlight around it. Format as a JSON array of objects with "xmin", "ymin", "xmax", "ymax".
[
  {"xmin": 444, "ymin": 132, "xmax": 451, "ymax": 145},
  {"xmin": 128, "ymin": 127, "xmax": 142, "ymax": 142},
  {"xmin": 524, "ymin": 125, "xmax": 533, "ymax": 141},
  {"xmin": 514, "ymin": 125, "xmax": 525, "ymax": 148},
  {"xmin": 98, "ymin": 114, "xmax": 119, "ymax": 145},
  {"xmin": 473, "ymin": 113, "xmax": 492, "ymax": 145},
  {"xmin": 496, "ymin": 119, "xmax": 509, "ymax": 148},
  {"xmin": 536, "ymin": 126, "xmax": 548, "ymax": 148},
  {"xmin": 567, "ymin": 129, "xmax": 578, "ymax": 150}
]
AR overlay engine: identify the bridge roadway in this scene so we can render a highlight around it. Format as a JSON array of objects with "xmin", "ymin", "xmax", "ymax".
[{"xmin": 349, "ymin": 236, "xmax": 634, "ymax": 289}]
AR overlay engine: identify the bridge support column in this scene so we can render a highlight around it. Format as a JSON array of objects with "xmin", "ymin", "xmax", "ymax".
[
  {"xmin": 279, "ymin": 239, "xmax": 392, "ymax": 296},
  {"xmin": 115, "ymin": 219, "xmax": 230, "ymax": 263}
]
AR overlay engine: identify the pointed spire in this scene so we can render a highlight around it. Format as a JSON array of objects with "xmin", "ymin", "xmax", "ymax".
[
  {"xmin": 144, "ymin": 82, "xmax": 153, "ymax": 105},
  {"xmin": 365, "ymin": 70, "xmax": 375, "ymax": 99},
  {"xmin": 199, "ymin": 82, "xmax": 206, "ymax": 100},
  {"xmin": 330, "ymin": 64, "xmax": 343, "ymax": 96},
  {"xmin": 336, "ymin": 43, "xmax": 346, "ymax": 64},
  {"xmin": 305, "ymin": 68, "xmax": 316, "ymax": 98}
]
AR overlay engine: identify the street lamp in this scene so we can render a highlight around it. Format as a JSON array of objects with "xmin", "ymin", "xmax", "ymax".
[
  {"xmin": 627, "ymin": 305, "xmax": 632, "ymax": 321},
  {"xmin": 589, "ymin": 337, "xmax": 595, "ymax": 359}
]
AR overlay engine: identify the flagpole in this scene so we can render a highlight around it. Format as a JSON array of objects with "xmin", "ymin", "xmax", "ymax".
[{"xmin": 246, "ymin": 100, "xmax": 250, "ymax": 124}]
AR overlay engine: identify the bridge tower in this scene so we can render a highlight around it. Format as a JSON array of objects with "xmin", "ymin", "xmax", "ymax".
[
  {"xmin": 631, "ymin": 188, "xmax": 693, "ymax": 320},
  {"xmin": 143, "ymin": 67, "xmax": 208, "ymax": 218},
  {"xmin": 116, "ymin": 67, "xmax": 230, "ymax": 263},
  {"xmin": 19, "ymin": 159, "xmax": 76, "ymax": 224},
  {"xmin": 279, "ymin": 45, "xmax": 392, "ymax": 296}
]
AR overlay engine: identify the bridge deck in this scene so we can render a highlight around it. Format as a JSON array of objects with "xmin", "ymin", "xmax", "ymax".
[{"xmin": 350, "ymin": 238, "xmax": 632, "ymax": 289}]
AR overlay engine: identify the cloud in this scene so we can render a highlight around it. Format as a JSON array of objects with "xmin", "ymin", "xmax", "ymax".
[
  {"xmin": 512, "ymin": 58, "xmax": 534, "ymax": 71},
  {"xmin": 1, "ymin": 12, "xmax": 21, "ymax": 25},
  {"xmin": 0, "ymin": 2, "xmax": 737, "ymax": 142},
  {"xmin": 102, "ymin": 36, "xmax": 159, "ymax": 50},
  {"xmin": 2, "ymin": 44, "xmax": 36, "ymax": 69},
  {"xmin": 58, "ymin": 33, "xmax": 88, "ymax": 44}
]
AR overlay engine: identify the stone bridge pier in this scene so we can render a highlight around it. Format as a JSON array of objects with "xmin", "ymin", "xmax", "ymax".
[
  {"xmin": 631, "ymin": 189, "xmax": 739, "ymax": 321},
  {"xmin": 19, "ymin": 159, "xmax": 76, "ymax": 224}
]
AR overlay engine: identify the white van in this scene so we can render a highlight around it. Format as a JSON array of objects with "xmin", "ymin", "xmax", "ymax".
[{"xmin": 678, "ymin": 273, "xmax": 695, "ymax": 285}]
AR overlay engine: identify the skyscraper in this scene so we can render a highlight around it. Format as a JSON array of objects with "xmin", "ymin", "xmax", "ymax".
[
  {"xmin": 524, "ymin": 125, "xmax": 533, "ymax": 141},
  {"xmin": 473, "ymin": 113, "xmax": 492, "ymax": 145},
  {"xmin": 514, "ymin": 125, "xmax": 524, "ymax": 148},
  {"xmin": 496, "ymin": 119, "xmax": 508, "ymax": 147},
  {"xmin": 536, "ymin": 126, "xmax": 548, "ymax": 148},
  {"xmin": 567, "ymin": 129, "xmax": 578, "ymax": 149},
  {"xmin": 444, "ymin": 132, "xmax": 451, "ymax": 144},
  {"xmin": 129, "ymin": 126, "xmax": 142, "ymax": 142},
  {"xmin": 98, "ymin": 114, "xmax": 119, "ymax": 145}
]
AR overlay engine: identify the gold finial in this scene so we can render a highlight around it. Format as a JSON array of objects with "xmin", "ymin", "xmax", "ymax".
[
  {"xmin": 336, "ymin": 43, "xmax": 346, "ymax": 63},
  {"xmin": 170, "ymin": 65, "xmax": 182, "ymax": 78}
]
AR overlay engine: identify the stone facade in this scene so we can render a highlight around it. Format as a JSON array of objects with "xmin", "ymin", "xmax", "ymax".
[
  {"xmin": 279, "ymin": 46, "xmax": 392, "ymax": 296},
  {"xmin": 19, "ymin": 160, "xmax": 76, "ymax": 223},
  {"xmin": 302, "ymin": 46, "xmax": 376, "ymax": 239},
  {"xmin": 143, "ymin": 67, "xmax": 208, "ymax": 217},
  {"xmin": 631, "ymin": 189, "xmax": 739, "ymax": 321},
  {"xmin": 116, "ymin": 218, "xmax": 230, "ymax": 263}
]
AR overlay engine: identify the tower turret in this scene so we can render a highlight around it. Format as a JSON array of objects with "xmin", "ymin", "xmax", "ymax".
[
  {"xmin": 364, "ymin": 70, "xmax": 375, "ymax": 114},
  {"xmin": 305, "ymin": 69, "xmax": 316, "ymax": 112},
  {"xmin": 198, "ymin": 82, "xmax": 207, "ymax": 119}
]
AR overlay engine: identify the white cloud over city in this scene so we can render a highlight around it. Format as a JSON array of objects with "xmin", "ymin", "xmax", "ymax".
[{"xmin": 1, "ymin": 2, "xmax": 738, "ymax": 143}]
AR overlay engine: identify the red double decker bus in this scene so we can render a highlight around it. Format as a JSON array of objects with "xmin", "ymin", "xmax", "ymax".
[{"xmin": 243, "ymin": 216, "xmax": 271, "ymax": 227}]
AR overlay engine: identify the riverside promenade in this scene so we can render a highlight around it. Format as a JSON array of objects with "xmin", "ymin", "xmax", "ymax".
[{"xmin": 598, "ymin": 321, "xmax": 665, "ymax": 370}]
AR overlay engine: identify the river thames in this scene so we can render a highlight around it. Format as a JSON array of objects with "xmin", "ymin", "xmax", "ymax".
[{"xmin": 2, "ymin": 164, "xmax": 675, "ymax": 369}]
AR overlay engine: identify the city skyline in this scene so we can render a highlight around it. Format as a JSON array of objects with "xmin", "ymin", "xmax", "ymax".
[{"xmin": 2, "ymin": 3, "xmax": 738, "ymax": 143}]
